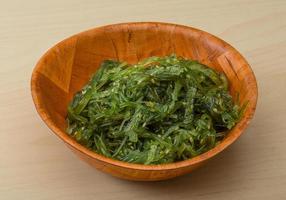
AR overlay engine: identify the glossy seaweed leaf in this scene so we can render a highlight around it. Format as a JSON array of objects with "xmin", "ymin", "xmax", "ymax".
[{"xmin": 67, "ymin": 55, "xmax": 243, "ymax": 165}]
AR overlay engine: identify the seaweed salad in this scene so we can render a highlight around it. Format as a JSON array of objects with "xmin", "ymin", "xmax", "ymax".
[{"xmin": 67, "ymin": 55, "xmax": 243, "ymax": 165}]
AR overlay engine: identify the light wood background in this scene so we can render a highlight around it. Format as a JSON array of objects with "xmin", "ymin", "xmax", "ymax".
[{"xmin": 1, "ymin": 0, "xmax": 286, "ymax": 199}]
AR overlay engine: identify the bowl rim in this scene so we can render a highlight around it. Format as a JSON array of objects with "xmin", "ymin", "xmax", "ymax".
[{"xmin": 31, "ymin": 22, "xmax": 258, "ymax": 171}]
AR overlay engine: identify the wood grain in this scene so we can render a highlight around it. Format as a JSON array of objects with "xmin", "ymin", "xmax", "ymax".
[
  {"xmin": 31, "ymin": 22, "xmax": 257, "ymax": 181},
  {"xmin": 1, "ymin": 0, "xmax": 286, "ymax": 198}
]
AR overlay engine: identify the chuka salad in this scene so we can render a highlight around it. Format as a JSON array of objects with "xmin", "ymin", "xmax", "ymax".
[{"xmin": 67, "ymin": 55, "xmax": 244, "ymax": 165}]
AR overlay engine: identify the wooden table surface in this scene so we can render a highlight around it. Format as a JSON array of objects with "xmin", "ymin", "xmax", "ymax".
[{"xmin": 1, "ymin": 0, "xmax": 286, "ymax": 199}]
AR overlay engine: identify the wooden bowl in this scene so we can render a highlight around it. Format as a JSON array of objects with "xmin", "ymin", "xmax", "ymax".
[{"xmin": 31, "ymin": 22, "xmax": 258, "ymax": 181}]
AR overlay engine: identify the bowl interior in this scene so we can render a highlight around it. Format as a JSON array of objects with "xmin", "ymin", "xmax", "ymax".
[{"xmin": 32, "ymin": 22, "xmax": 257, "ymax": 169}]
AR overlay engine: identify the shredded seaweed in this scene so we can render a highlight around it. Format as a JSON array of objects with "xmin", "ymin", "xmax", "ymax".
[{"xmin": 67, "ymin": 55, "xmax": 242, "ymax": 165}]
